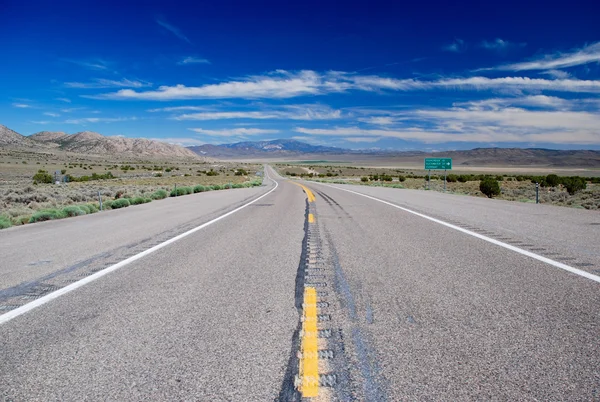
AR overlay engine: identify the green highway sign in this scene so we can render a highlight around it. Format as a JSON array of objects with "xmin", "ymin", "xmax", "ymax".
[{"xmin": 424, "ymin": 158, "xmax": 452, "ymax": 170}]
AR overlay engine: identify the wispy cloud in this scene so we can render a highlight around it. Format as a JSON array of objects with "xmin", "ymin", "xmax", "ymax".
[
  {"xmin": 540, "ymin": 69, "xmax": 571, "ymax": 79},
  {"xmin": 65, "ymin": 117, "xmax": 136, "ymax": 124},
  {"xmin": 91, "ymin": 70, "xmax": 600, "ymax": 101},
  {"xmin": 65, "ymin": 78, "xmax": 152, "ymax": 89},
  {"xmin": 12, "ymin": 103, "xmax": 31, "ymax": 108},
  {"xmin": 188, "ymin": 128, "xmax": 279, "ymax": 137},
  {"xmin": 443, "ymin": 38, "xmax": 466, "ymax": 53},
  {"xmin": 148, "ymin": 106, "xmax": 214, "ymax": 113},
  {"xmin": 480, "ymin": 38, "xmax": 526, "ymax": 51},
  {"xmin": 55, "ymin": 97, "xmax": 71, "ymax": 103},
  {"xmin": 61, "ymin": 107, "xmax": 86, "ymax": 113},
  {"xmin": 178, "ymin": 56, "xmax": 210, "ymax": 65},
  {"xmin": 173, "ymin": 105, "xmax": 342, "ymax": 121},
  {"xmin": 156, "ymin": 18, "xmax": 192, "ymax": 44},
  {"xmin": 481, "ymin": 41, "xmax": 600, "ymax": 71},
  {"xmin": 62, "ymin": 58, "xmax": 112, "ymax": 71},
  {"xmin": 43, "ymin": 112, "xmax": 60, "ymax": 117},
  {"xmin": 295, "ymin": 99, "xmax": 600, "ymax": 145}
]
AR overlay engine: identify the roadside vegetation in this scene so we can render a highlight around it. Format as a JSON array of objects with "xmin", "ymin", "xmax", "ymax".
[
  {"xmin": 277, "ymin": 164, "xmax": 600, "ymax": 210},
  {"xmin": 0, "ymin": 150, "xmax": 263, "ymax": 230}
]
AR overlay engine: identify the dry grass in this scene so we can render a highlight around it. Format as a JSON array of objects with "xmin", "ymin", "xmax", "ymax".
[
  {"xmin": 0, "ymin": 149, "xmax": 262, "ymax": 227},
  {"xmin": 276, "ymin": 164, "xmax": 600, "ymax": 210}
]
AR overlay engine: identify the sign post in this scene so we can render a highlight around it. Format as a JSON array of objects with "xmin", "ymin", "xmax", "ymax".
[{"xmin": 424, "ymin": 158, "xmax": 452, "ymax": 192}]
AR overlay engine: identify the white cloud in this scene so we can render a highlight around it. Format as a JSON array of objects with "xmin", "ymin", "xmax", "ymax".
[
  {"xmin": 443, "ymin": 38, "xmax": 466, "ymax": 53},
  {"xmin": 357, "ymin": 116, "xmax": 395, "ymax": 125},
  {"xmin": 65, "ymin": 117, "xmax": 136, "ymax": 124},
  {"xmin": 295, "ymin": 103, "xmax": 600, "ymax": 145},
  {"xmin": 147, "ymin": 106, "xmax": 213, "ymax": 112},
  {"xmin": 343, "ymin": 137, "xmax": 382, "ymax": 143},
  {"xmin": 62, "ymin": 58, "xmax": 112, "ymax": 71},
  {"xmin": 156, "ymin": 18, "xmax": 192, "ymax": 44},
  {"xmin": 480, "ymin": 38, "xmax": 526, "ymax": 50},
  {"xmin": 61, "ymin": 107, "xmax": 86, "ymax": 113},
  {"xmin": 92, "ymin": 71, "xmax": 336, "ymax": 100},
  {"xmin": 31, "ymin": 120, "xmax": 50, "ymax": 125},
  {"xmin": 188, "ymin": 128, "xmax": 279, "ymax": 137},
  {"xmin": 482, "ymin": 41, "xmax": 600, "ymax": 71},
  {"xmin": 55, "ymin": 97, "xmax": 71, "ymax": 103},
  {"xmin": 43, "ymin": 112, "xmax": 60, "ymax": 117},
  {"xmin": 178, "ymin": 112, "xmax": 276, "ymax": 120},
  {"xmin": 12, "ymin": 103, "xmax": 31, "ymax": 108},
  {"xmin": 173, "ymin": 105, "xmax": 342, "ymax": 121},
  {"xmin": 91, "ymin": 70, "xmax": 600, "ymax": 100},
  {"xmin": 178, "ymin": 56, "xmax": 210, "ymax": 65},
  {"xmin": 540, "ymin": 69, "xmax": 571, "ymax": 79},
  {"xmin": 65, "ymin": 78, "xmax": 152, "ymax": 89}
]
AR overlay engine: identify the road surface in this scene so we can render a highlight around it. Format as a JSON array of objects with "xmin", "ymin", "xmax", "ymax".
[{"xmin": 1, "ymin": 166, "xmax": 599, "ymax": 401}]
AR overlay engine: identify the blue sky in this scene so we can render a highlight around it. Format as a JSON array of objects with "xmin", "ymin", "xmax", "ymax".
[{"xmin": 1, "ymin": 0, "xmax": 599, "ymax": 150}]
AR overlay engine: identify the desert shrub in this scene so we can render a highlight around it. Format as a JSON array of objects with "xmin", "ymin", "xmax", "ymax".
[
  {"xmin": 546, "ymin": 174, "xmax": 560, "ymax": 187},
  {"xmin": 33, "ymin": 170, "xmax": 53, "ymax": 184},
  {"xmin": 0, "ymin": 216, "xmax": 12, "ymax": 229},
  {"xmin": 12, "ymin": 215, "xmax": 31, "ymax": 225},
  {"xmin": 480, "ymin": 178, "xmax": 501, "ymax": 198},
  {"xmin": 170, "ymin": 186, "xmax": 193, "ymax": 197},
  {"xmin": 150, "ymin": 189, "xmax": 168, "ymax": 200},
  {"xmin": 360, "ymin": 176, "xmax": 369, "ymax": 182},
  {"xmin": 78, "ymin": 204, "xmax": 92, "ymax": 214},
  {"xmin": 206, "ymin": 170, "xmax": 219, "ymax": 176},
  {"xmin": 110, "ymin": 199, "xmax": 130, "ymax": 209},
  {"xmin": 235, "ymin": 169, "xmax": 248, "ymax": 176},
  {"xmin": 62, "ymin": 206, "xmax": 87, "ymax": 217},
  {"xmin": 29, "ymin": 209, "xmax": 67, "ymax": 223},
  {"xmin": 193, "ymin": 185, "xmax": 207, "ymax": 193},
  {"xmin": 130, "ymin": 197, "xmax": 147, "ymax": 205},
  {"xmin": 562, "ymin": 176, "xmax": 587, "ymax": 195},
  {"xmin": 446, "ymin": 174, "xmax": 458, "ymax": 183},
  {"xmin": 210, "ymin": 184, "xmax": 222, "ymax": 190},
  {"xmin": 232, "ymin": 183, "xmax": 243, "ymax": 189},
  {"xmin": 223, "ymin": 183, "xmax": 233, "ymax": 189}
]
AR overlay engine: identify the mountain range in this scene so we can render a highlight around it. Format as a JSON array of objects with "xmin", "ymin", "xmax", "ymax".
[
  {"xmin": 187, "ymin": 139, "xmax": 600, "ymax": 167},
  {"xmin": 0, "ymin": 124, "xmax": 198, "ymax": 159},
  {"xmin": 2, "ymin": 124, "xmax": 599, "ymax": 167}
]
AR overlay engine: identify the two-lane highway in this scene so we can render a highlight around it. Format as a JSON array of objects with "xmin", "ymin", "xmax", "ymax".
[{"xmin": 1, "ymin": 167, "xmax": 599, "ymax": 401}]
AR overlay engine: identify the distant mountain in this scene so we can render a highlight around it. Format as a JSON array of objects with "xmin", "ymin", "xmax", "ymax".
[
  {"xmin": 1, "ymin": 124, "xmax": 200, "ymax": 159},
  {"xmin": 188, "ymin": 139, "xmax": 344, "ymax": 157},
  {"xmin": 187, "ymin": 139, "xmax": 600, "ymax": 167}
]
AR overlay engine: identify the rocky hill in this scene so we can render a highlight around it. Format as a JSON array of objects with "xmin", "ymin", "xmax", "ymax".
[
  {"xmin": 1, "ymin": 124, "xmax": 200, "ymax": 159},
  {"xmin": 0, "ymin": 124, "xmax": 36, "ymax": 147}
]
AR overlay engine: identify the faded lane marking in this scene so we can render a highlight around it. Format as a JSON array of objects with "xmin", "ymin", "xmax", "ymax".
[
  {"xmin": 292, "ymin": 182, "xmax": 316, "ymax": 203},
  {"xmin": 300, "ymin": 286, "xmax": 319, "ymax": 397},
  {"xmin": 0, "ymin": 173, "xmax": 279, "ymax": 326},
  {"xmin": 313, "ymin": 182, "xmax": 600, "ymax": 285},
  {"xmin": 308, "ymin": 213, "xmax": 315, "ymax": 223}
]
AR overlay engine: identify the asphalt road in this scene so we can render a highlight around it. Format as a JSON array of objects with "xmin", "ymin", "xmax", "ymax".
[{"xmin": 1, "ymin": 168, "xmax": 599, "ymax": 401}]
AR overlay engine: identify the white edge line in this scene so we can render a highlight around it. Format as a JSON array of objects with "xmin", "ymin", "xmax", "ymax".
[
  {"xmin": 0, "ymin": 170, "xmax": 279, "ymax": 325},
  {"xmin": 311, "ymin": 181, "xmax": 600, "ymax": 284}
]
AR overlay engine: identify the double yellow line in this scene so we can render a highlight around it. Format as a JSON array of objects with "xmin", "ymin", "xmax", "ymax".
[{"xmin": 292, "ymin": 182, "xmax": 316, "ymax": 203}]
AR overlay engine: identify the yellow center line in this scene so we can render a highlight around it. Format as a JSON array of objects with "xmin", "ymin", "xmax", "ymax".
[
  {"xmin": 308, "ymin": 213, "xmax": 315, "ymax": 223},
  {"xmin": 291, "ymin": 182, "xmax": 316, "ymax": 203},
  {"xmin": 300, "ymin": 286, "xmax": 319, "ymax": 397}
]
